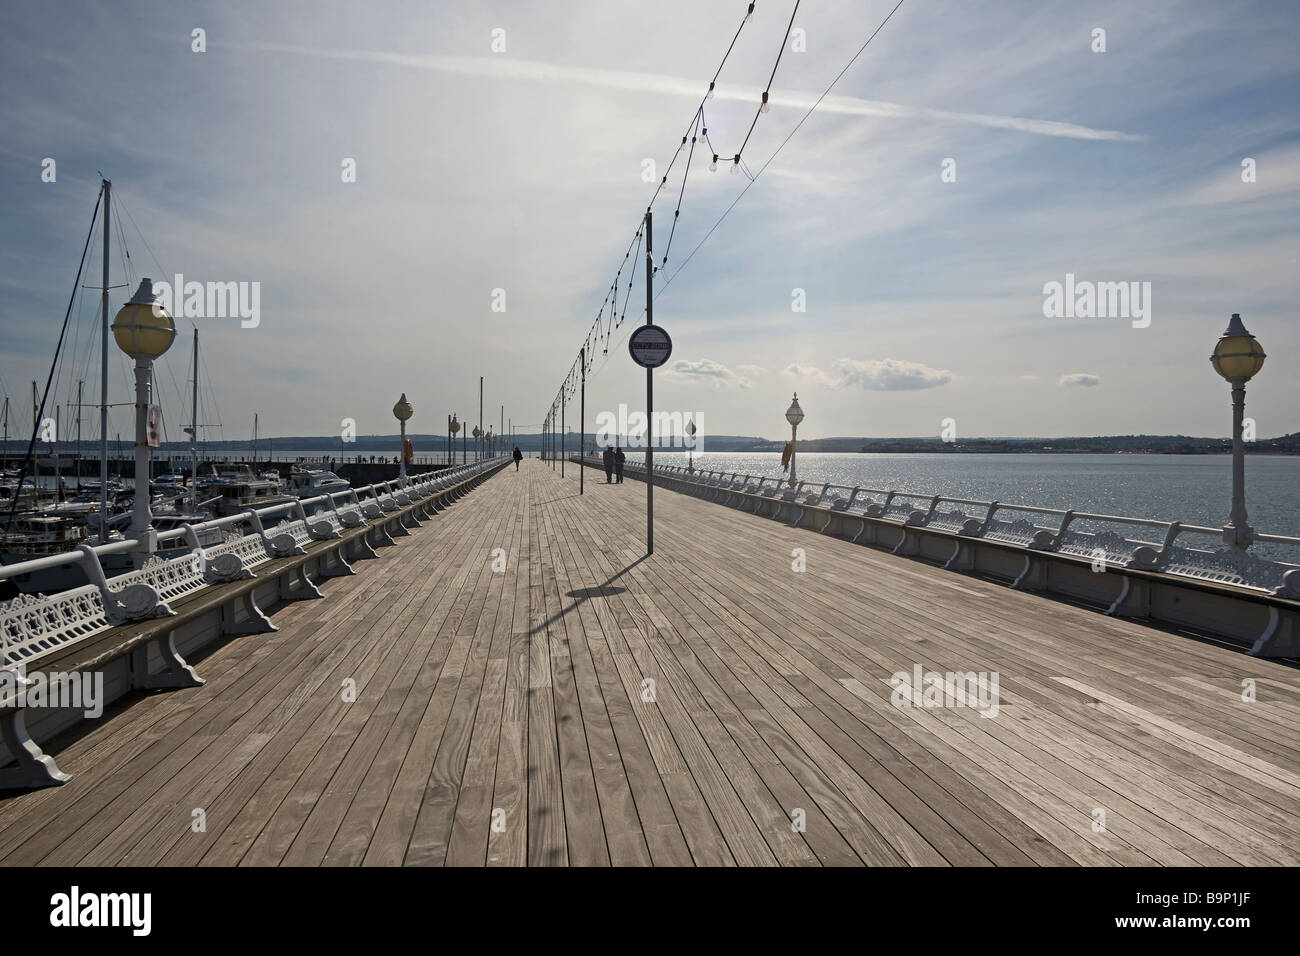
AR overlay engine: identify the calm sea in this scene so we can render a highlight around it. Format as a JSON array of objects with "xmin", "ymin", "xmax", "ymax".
[{"xmin": 647, "ymin": 452, "xmax": 1300, "ymax": 539}]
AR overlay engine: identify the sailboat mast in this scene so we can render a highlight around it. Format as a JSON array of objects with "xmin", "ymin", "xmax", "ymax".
[
  {"xmin": 191, "ymin": 329, "xmax": 198, "ymax": 509},
  {"xmin": 100, "ymin": 178, "xmax": 110, "ymax": 542},
  {"xmin": 75, "ymin": 380, "xmax": 82, "ymax": 490},
  {"xmin": 53, "ymin": 405, "xmax": 60, "ymax": 497}
]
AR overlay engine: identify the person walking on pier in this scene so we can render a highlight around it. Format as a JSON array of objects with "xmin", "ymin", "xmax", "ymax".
[
  {"xmin": 614, "ymin": 446, "xmax": 625, "ymax": 483},
  {"xmin": 512, "ymin": 445, "xmax": 523, "ymax": 471},
  {"xmin": 602, "ymin": 445, "xmax": 615, "ymax": 483}
]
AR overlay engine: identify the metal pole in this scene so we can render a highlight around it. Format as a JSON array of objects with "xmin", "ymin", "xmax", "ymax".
[
  {"xmin": 76, "ymin": 379, "xmax": 83, "ymax": 490},
  {"xmin": 100, "ymin": 179, "xmax": 110, "ymax": 542},
  {"xmin": 130, "ymin": 358, "xmax": 154, "ymax": 566},
  {"xmin": 478, "ymin": 376, "xmax": 483, "ymax": 463},
  {"xmin": 399, "ymin": 416, "xmax": 407, "ymax": 485},
  {"xmin": 644, "ymin": 210, "xmax": 654, "ymax": 556},
  {"xmin": 1229, "ymin": 381, "xmax": 1252, "ymax": 547},
  {"xmin": 579, "ymin": 347, "xmax": 585, "ymax": 495},
  {"xmin": 790, "ymin": 420, "xmax": 798, "ymax": 487},
  {"xmin": 190, "ymin": 331, "xmax": 198, "ymax": 509},
  {"xmin": 561, "ymin": 389, "xmax": 565, "ymax": 477}
]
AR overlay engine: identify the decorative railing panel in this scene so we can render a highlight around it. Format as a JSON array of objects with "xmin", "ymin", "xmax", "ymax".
[{"xmin": 1, "ymin": 586, "xmax": 109, "ymax": 668}]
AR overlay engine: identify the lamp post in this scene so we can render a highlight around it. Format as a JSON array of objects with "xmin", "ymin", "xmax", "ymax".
[
  {"xmin": 449, "ymin": 413, "xmax": 460, "ymax": 466},
  {"xmin": 111, "ymin": 278, "xmax": 176, "ymax": 566},
  {"xmin": 472, "ymin": 426, "xmax": 482, "ymax": 463},
  {"xmin": 686, "ymin": 418, "xmax": 697, "ymax": 472},
  {"xmin": 785, "ymin": 393, "xmax": 804, "ymax": 487},
  {"xmin": 393, "ymin": 394, "xmax": 413, "ymax": 486},
  {"xmin": 1210, "ymin": 313, "xmax": 1266, "ymax": 549}
]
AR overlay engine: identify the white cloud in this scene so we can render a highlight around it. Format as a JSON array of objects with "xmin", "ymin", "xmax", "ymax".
[
  {"xmin": 1059, "ymin": 373, "xmax": 1101, "ymax": 387},
  {"xmin": 782, "ymin": 363, "xmax": 837, "ymax": 387},
  {"xmin": 782, "ymin": 358, "xmax": 952, "ymax": 391},
  {"xmin": 831, "ymin": 358, "xmax": 953, "ymax": 391}
]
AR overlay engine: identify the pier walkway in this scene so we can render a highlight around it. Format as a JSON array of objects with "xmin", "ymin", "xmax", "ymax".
[{"xmin": 1, "ymin": 459, "xmax": 1298, "ymax": 866}]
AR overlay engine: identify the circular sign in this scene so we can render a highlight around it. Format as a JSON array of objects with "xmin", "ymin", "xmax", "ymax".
[{"xmin": 628, "ymin": 324, "xmax": 673, "ymax": 368}]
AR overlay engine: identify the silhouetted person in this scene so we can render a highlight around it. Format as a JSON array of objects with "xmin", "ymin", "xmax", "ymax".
[
  {"xmin": 602, "ymin": 445, "xmax": 614, "ymax": 483},
  {"xmin": 513, "ymin": 446, "xmax": 523, "ymax": 471},
  {"xmin": 614, "ymin": 446, "xmax": 625, "ymax": 483}
]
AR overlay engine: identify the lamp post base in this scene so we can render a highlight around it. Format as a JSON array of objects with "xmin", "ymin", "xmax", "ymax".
[
  {"xmin": 130, "ymin": 527, "xmax": 159, "ymax": 569},
  {"xmin": 1223, "ymin": 523, "xmax": 1255, "ymax": 550}
]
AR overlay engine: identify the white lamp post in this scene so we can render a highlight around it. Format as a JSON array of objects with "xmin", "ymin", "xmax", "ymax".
[
  {"xmin": 686, "ymin": 418, "xmax": 697, "ymax": 472},
  {"xmin": 393, "ymin": 394, "xmax": 413, "ymax": 486},
  {"xmin": 785, "ymin": 393, "xmax": 804, "ymax": 487},
  {"xmin": 111, "ymin": 278, "xmax": 176, "ymax": 567},
  {"xmin": 473, "ymin": 426, "xmax": 482, "ymax": 463},
  {"xmin": 1210, "ymin": 313, "xmax": 1266, "ymax": 549}
]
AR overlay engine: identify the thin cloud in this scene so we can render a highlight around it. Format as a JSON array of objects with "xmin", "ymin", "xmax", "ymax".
[
  {"xmin": 665, "ymin": 358, "xmax": 752, "ymax": 389},
  {"xmin": 1059, "ymin": 373, "xmax": 1101, "ymax": 387},
  {"xmin": 230, "ymin": 42, "xmax": 1147, "ymax": 143},
  {"xmin": 1173, "ymin": 142, "xmax": 1300, "ymax": 207}
]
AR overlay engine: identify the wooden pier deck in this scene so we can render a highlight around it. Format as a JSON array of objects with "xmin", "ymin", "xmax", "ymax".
[{"xmin": 2, "ymin": 458, "xmax": 1298, "ymax": 866}]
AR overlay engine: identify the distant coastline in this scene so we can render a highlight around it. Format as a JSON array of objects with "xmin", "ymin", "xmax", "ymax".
[
  {"xmin": 723, "ymin": 433, "xmax": 1300, "ymax": 456},
  {"xmin": 10, "ymin": 431, "xmax": 1290, "ymax": 457}
]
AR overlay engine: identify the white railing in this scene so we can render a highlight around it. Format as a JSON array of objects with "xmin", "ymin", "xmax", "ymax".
[
  {"xmin": 0, "ymin": 456, "xmax": 509, "ymax": 668},
  {"xmin": 577, "ymin": 454, "xmax": 1300, "ymax": 598}
]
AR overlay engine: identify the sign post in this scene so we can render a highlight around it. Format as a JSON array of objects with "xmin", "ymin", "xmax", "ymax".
[{"xmin": 628, "ymin": 211, "xmax": 673, "ymax": 555}]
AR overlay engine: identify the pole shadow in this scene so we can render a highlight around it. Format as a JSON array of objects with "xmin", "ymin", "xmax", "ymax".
[{"xmin": 531, "ymin": 554, "xmax": 649, "ymax": 637}]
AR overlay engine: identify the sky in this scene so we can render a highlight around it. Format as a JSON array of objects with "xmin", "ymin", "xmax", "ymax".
[{"xmin": 1, "ymin": 0, "xmax": 1297, "ymax": 446}]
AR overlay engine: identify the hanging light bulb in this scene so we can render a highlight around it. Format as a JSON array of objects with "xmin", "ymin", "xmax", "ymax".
[
  {"xmin": 761, "ymin": 90, "xmax": 771, "ymax": 113},
  {"xmin": 710, "ymin": 154, "xmax": 718, "ymax": 171},
  {"xmin": 731, "ymin": 155, "xmax": 741, "ymax": 174},
  {"xmin": 745, "ymin": 3, "xmax": 755, "ymax": 23}
]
